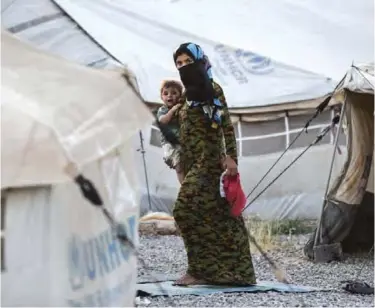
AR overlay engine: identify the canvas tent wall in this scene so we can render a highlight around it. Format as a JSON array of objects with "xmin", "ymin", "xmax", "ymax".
[
  {"xmin": 1, "ymin": 30, "xmax": 153, "ymax": 306},
  {"xmin": 2, "ymin": 0, "xmax": 373, "ymax": 220},
  {"xmin": 304, "ymin": 64, "xmax": 374, "ymax": 260}
]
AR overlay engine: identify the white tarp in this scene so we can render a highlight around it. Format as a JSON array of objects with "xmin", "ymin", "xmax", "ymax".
[
  {"xmin": 2, "ymin": 151, "xmax": 140, "ymax": 307},
  {"xmin": 3, "ymin": 0, "xmax": 373, "ymax": 109},
  {"xmin": 94, "ymin": 0, "xmax": 372, "ymax": 82},
  {"xmin": 1, "ymin": 29, "xmax": 153, "ymax": 188},
  {"xmin": 1, "ymin": 29, "xmax": 153, "ymax": 306},
  {"xmin": 51, "ymin": 0, "xmax": 340, "ymax": 109},
  {"xmin": 1, "ymin": 0, "xmax": 119, "ymax": 69},
  {"xmin": 51, "ymin": 0, "xmax": 373, "ymax": 108}
]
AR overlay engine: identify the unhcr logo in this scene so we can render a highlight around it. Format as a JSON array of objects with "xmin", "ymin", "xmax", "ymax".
[
  {"xmin": 234, "ymin": 48, "xmax": 274, "ymax": 75},
  {"xmin": 67, "ymin": 215, "xmax": 136, "ymax": 291},
  {"xmin": 213, "ymin": 44, "xmax": 274, "ymax": 84}
]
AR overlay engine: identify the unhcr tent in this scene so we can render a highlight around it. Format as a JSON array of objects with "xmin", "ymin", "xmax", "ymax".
[
  {"xmin": 1, "ymin": 30, "xmax": 153, "ymax": 306},
  {"xmin": 2, "ymin": 0, "xmax": 373, "ymax": 219},
  {"xmin": 304, "ymin": 64, "xmax": 374, "ymax": 262}
]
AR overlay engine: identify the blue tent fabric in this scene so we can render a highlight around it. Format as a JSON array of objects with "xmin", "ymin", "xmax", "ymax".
[{"xmin": 136, "ymin": 280, "xmax": 325, "ymax": 297}]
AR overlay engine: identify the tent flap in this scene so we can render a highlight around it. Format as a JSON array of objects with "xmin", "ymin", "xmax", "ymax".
[{"xmin": 304, "ymin": 66, "xmax": 374, "ymax": 261}]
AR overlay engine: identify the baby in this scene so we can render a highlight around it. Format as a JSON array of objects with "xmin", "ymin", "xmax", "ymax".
[{"xmin": 157, "ymin": 80, "xmax": 184, "ymax": 184}]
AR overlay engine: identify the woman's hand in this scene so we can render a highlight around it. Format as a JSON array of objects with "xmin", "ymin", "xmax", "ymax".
[
  {"xmin": 172, "ymin": 103, "xmax": 182, "ymax": 112},
  {"xmin": 223, "ymin": 155, "xmax": 238, "ymax": 176}
]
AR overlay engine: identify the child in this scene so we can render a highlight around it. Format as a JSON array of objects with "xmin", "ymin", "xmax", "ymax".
[{"xmin": 157, "ymin": 80, "xmax": 184, "ymax": 184}]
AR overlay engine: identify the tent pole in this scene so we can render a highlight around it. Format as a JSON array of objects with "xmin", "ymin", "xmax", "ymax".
[
  {"xmin": 313, "ymin": 96, "xmax": 347, "ymax": 248},
  {"xmin": 139, "ymin": 130, "xmax": 152, "ymax": 212}
]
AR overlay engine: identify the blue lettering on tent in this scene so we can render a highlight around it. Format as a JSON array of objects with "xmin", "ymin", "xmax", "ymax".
[
  {"xmin": 214, "ymin": 44, "xmax": 248, "ymax": 84},
  {"xmin": 67, "ymin": 215, "xmax": 136, "ymax": 291},
  {"xmin": 66, "ymin": 274, "xmax": 132, "ymax": 307}
]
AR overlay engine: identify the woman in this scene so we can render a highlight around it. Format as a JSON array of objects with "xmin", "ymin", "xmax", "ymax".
[{"xmin": 172, "ymin": 42, "xmax": 256, "ymax": 286}]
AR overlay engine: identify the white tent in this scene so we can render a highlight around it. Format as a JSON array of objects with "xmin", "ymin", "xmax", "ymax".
[
  {"xmin": 1, "ymin": 30, "xmax": 153, "ymax": 307},
  {"xmin": 304, "ymin": 63, "xmax": 374, "ymax": 261},
  {"xmin": 51, "ymin": 0, "xmax": 374, "ymax": 106},
  {"xmin": 2, "ymin": 0, "xmax": 373, "ymax": 219}
]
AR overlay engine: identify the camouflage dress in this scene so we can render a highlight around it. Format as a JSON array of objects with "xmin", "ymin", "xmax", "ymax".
[{"xmin": 174, "ymin": 82, "xmax": 256, "ymax": 285}]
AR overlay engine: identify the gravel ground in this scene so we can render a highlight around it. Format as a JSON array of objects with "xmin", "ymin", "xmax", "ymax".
[{"xmin": 136, "ymin": 234, "xmax": 374, "ymax": 307}]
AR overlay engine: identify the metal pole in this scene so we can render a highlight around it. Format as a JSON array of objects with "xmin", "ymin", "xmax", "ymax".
[
  {"xmin": 313, "ymin": 97, "xmax": 347, "ymax": 248},
  {"xmin": 138, "ymin": 130, "xmax": 152, "ymax": 212}
]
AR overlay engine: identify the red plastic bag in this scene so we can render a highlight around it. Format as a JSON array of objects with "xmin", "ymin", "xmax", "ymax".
[{"xmin": 220, "ymin": 173, "xmax": 246, "ymax": 217}]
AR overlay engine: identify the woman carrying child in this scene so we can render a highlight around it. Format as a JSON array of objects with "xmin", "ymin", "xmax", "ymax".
[{"xmin": 156, "ymin": 80, "xmax": 185, "ymax": 184}]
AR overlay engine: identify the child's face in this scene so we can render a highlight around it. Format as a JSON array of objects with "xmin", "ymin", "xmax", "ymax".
[{"xmin": 161, "ymin": 86, "xmax": 180, "ymax": 107}]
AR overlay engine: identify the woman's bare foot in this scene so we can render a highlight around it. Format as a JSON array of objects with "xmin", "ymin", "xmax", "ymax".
[{"xmin": 173, "ymin": 274, "xmax": 207, "ymax": 286}]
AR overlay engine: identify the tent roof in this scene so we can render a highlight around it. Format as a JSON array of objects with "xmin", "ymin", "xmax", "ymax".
[
  {"xmin": 83, "ymin": 0, "xmax": 373, "ymax": 81},
  {"xmin": 1, "ymin": 30, "xmax": 153, "ymax": 188},
  {"xmin": 50, "ymin": 0, "xmax": 372, "ymax": 110},
  {"xmin": 2, "ymin": 0, "xmax": 373, "ymax": 114},
  {"xmin": 336, "ymin": 63, "xmax": 374, "ymax": 96},
  {"xmin": 1, "ymin": 0, "xmax": 119, "ymax": 69}
]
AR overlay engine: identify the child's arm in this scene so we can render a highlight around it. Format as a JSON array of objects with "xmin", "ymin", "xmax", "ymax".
[{"xmin": 158, "ymin": 104, "xmax": 181, "ymax": 124}]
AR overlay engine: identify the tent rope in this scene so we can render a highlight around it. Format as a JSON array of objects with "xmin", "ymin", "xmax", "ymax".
[
  {"xmin": 353, "ymin": 245, "xmax": 374, "ymax": 282},
  {"xmin": 340, "ymin": 245, "xmax": 374, "ymax": 295},
  {"xmin": 243, "ymin": 96, "xmax": 332, "ymax": 202},
  {"xmin": 241, "ymin": 115, "xmax": 340, "ymax": 213},
  {"xmin": 244, "ymin": 73, "xmax": 347, "ymax": 203}
]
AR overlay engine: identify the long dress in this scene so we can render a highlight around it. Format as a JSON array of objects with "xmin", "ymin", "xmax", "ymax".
[{"xmin": 174, "ymin": 82, "xmax": 256, "ymax": 285}]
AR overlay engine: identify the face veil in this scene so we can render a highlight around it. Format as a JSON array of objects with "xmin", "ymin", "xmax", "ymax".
[{"xmin": 173, "ymin": 43, "xmax": 215, "ymax": 102}]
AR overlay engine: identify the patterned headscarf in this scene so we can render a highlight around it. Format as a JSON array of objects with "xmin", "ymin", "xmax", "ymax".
[
  {"xmin": 188, "ymin": 44, "xmax": 213, "ymax": 79},
  {"xmin": 174, "ymin": 43, "xmax": 213, "ymax": 80}
]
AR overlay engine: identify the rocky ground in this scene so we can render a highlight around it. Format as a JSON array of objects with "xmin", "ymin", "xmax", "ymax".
[{"xmin": 136, "ymin": 233, "xmax": 374, "ymax": 307}]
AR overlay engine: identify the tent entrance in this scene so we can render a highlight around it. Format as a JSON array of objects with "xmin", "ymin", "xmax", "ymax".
[{"xmin": 305, "ymin": 92, "xmax": 374, "ymax": 260}]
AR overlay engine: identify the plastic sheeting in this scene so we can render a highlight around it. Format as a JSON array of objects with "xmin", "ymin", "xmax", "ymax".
[{"xmin": 1, "ymin": 30, "xmax": 153, "ymax": 188}]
